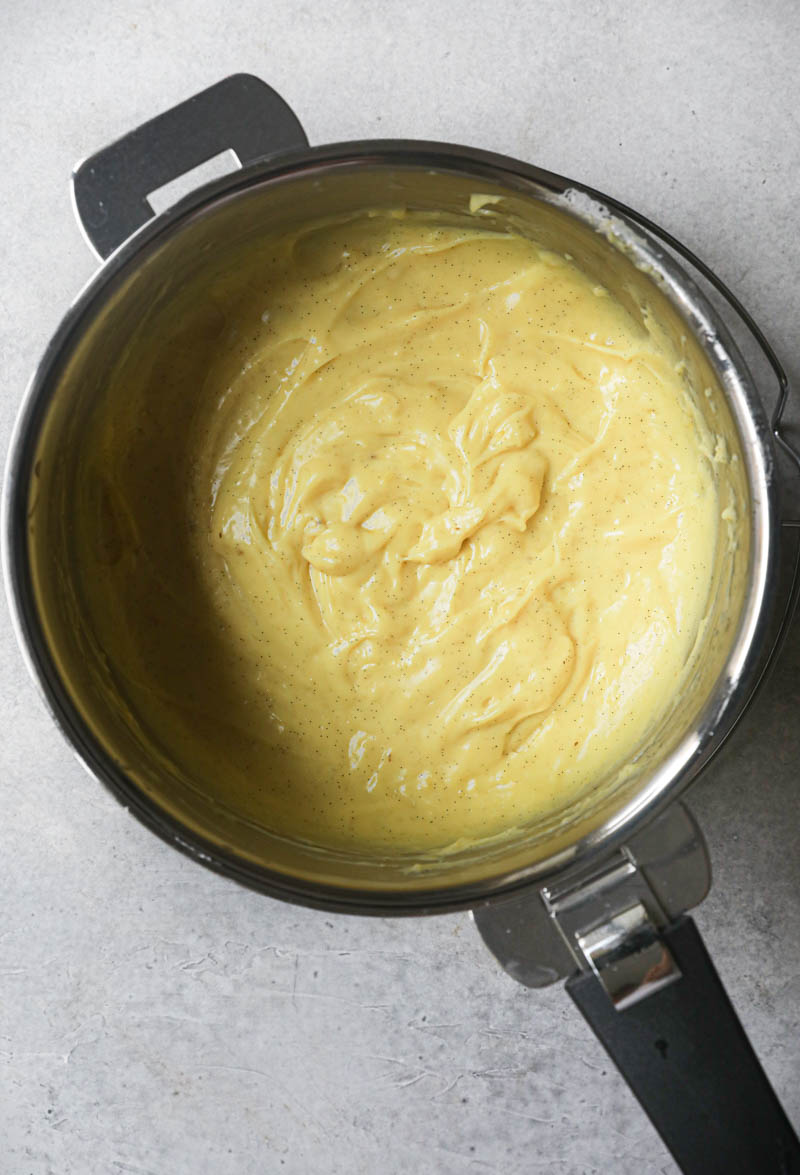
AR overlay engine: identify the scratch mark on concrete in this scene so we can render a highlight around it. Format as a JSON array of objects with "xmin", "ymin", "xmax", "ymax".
[
  {"xmin": 479, "ymin": 1027, "xmax": 532, "ymax": 1041},
  {"xmin": 291, "ymin": 952, "xmax": 299, "ymax": 1009},
  {"xmin": 259, "ymin": 988, "xmax": 391, "ymax": 1012},
  {"xmin": 497, "ymin": 1106, "xmax": 556, "ymax": 1125},
  {"xmin": 430, "ymin": 1073, "xmax": 462, "ymax": 1099},
  {"xmin": 195, "ymin": 1063, "xmax": 334, "ymax": 1142}
]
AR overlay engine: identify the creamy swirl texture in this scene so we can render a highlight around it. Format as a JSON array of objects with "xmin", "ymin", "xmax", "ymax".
[{"xmin": 81, "ymin": 210, "xmax": 722, "ymax": 851}]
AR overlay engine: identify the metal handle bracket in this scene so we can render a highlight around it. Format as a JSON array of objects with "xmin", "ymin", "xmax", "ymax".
[{"xmin": 472, "ymin": 801, "xmax": 710, "ymax": 991}]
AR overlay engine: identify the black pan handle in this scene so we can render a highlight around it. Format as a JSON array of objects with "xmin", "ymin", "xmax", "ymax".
[
  {"xmin": 72, "ymin": 73, "xmax": 308, "ymax": 260},
  {"xmin": 567, "ymin": 916, "xmax": 800, "ymax": 1174}
]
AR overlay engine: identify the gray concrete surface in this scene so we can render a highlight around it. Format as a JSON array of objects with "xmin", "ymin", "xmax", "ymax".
[{"xmin": 2, "ymin": 2, "xmax": 799, "ymax": 1172}]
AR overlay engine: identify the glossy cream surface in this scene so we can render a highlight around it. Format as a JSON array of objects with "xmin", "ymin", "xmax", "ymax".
[{"xmin": 80, "ymin": 211, "xmax": 722, "ymax": 851}]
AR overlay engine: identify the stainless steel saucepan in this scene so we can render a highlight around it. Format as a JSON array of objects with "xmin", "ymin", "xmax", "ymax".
[{"xmin": 4, "ymin": 75, "xmax": 800, "ymax": 1173}]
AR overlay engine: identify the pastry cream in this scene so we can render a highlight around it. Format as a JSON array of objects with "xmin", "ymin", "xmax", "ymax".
[{"xmin": 80, "ymin": 210, "xmax": 721, "ymax": 852}]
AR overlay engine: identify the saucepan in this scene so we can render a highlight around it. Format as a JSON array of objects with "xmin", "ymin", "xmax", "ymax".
[{"xmin": 4, "ymin": 75, "xmax": 800, "ymax": 1173}]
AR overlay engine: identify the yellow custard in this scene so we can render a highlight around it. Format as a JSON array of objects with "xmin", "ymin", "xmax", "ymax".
[{"xmin": 80, "ymin": 210, "xmax": 721, "ymax": 852}]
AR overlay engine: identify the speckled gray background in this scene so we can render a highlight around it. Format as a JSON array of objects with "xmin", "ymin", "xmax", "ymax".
[{"xmin": 2, "ymin": 2, "xmax": 799, "ymax": 1172}]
